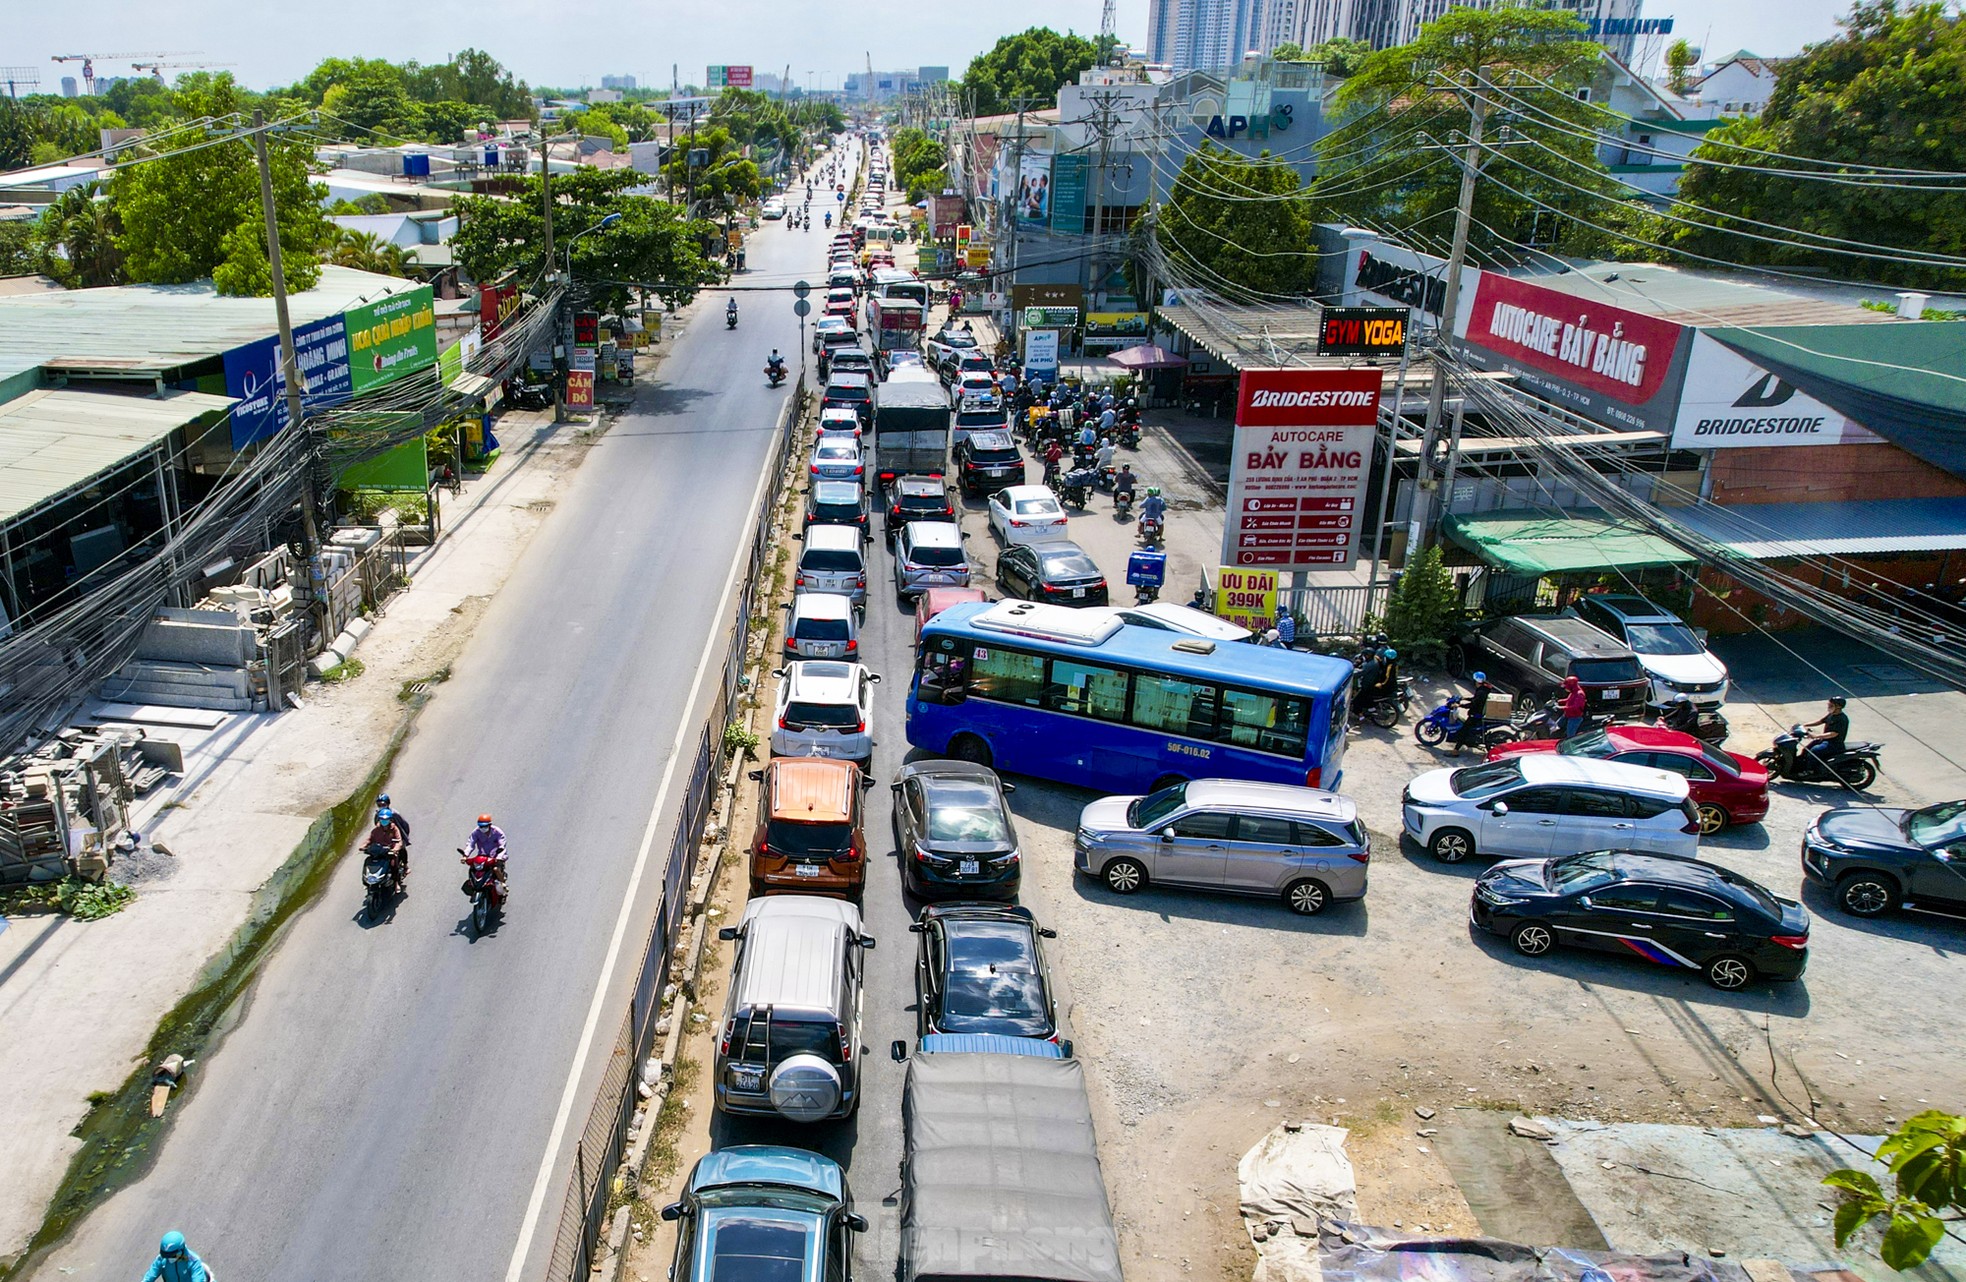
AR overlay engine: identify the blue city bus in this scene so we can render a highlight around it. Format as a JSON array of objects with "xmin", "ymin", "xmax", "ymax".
[{"xmin": 906, "ymin": 600, "xmax": 1354, "ymax": 793}]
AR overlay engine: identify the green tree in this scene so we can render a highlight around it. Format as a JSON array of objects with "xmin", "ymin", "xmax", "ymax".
[
  {"xmin": 1380, "ymin": 546, "xmax": 1459, "ymax": 664},
  {"xmin": 0, "ymin": 222, "xmax": 38, "ymax": 277},
  {"xmin": 0, "ymin": 99, "xmax": 36, "ymax": 169},
  {"xmin": 322, "ymin": 70, "xmax": 419, "ymax": 142},
  {"xmin": 33, "ymin": 182, "xmax": 125, "ymax": 287},
  {"xmin": 1271, "ymin": 42, "xmax": 1308, "ymax": 60},
  {"xmin": 415, "ymin": 100, "xmax": 480, "ymax": 144},
  {"xmin": 449, "ymin": 167, "xmax": 723, "ymax": 312},
  {"xmin": 1666, "ymin": 2, "xmax": 1966, "ymax": 288},
  {"xmin": 1150, "ymin": 143, "xmax": 1317, "ymax": 296},
  {"xmin": 890, "ymin": 127, "xmax": 949, "ymax": 201},
  {"xmin": 109, "ymin": 76, "xmax": 331, "ymax": 295},
  {"xmin": 1303, "ymin": 37, "xmax": 1372, "ymax": 77},
  {"xmin": 661, "ymin": 126, "xmax": 762, "ymax": 214},
  {"xmin": 331, "ymin": 228, "xmax": 417, "ymax": 276},
  {"xmin": 1664, "ymin": 38, "xmax": 1696, "ymax": 95},
  {"xmin": 1826, "ymin": 1111, "xmax": 1966, "ymax": 1271},
  {"xmin": 960, "ymin": 27, "xmax": 1099, "ymax": 116},
  {"xmin": 1313, "ymin": 7, "xmax": 1622, "ymax": 260}
]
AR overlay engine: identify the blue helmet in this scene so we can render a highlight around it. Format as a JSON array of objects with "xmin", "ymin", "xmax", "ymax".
[
  {"xmin": 1472, "ymin": 671, "xmax": 1488, "ymax": 683},
  {"xmin": 160, "ymin": 1231, "xmax": 188, "ymax": 1257},
  {"xmin": 1383, "ymin": 647, "xmax": 1398, "ymax": 660},
  {"xmin": 376, "ymin": 807, "xmax": 394, "ymax": 824}
]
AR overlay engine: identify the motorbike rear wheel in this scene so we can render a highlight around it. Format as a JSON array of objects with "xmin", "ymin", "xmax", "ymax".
[
  {"xmin": 1415, "ymin": 718, "xmax": 1447, "ymax": 746},
  {"xmin": 1368, "ymin": 700, "xmax": 1401, "ymax": 729},
  {"xmin": 1835, "ymin": 759, "xmax": 1878, "ymax": 791}
]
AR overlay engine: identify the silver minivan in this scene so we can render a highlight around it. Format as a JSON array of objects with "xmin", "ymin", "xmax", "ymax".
[
  {"xmin": 797, "ymin": 524, "xmax": 867, "ymax": 606},
  {"xmin": 713, "ymin": 895, "xmax": 876, "ymax": 1122},
  {"xmin": 784, "ymin": 592, "xmax": 859, "ymax": 660},
  {"xmin": 1073, "ymin": 779, "xmax": 1369, "ymax": 915},
  {"xmin": 892, "ymin": 522, "xmax": 971, "ymax": 602}
]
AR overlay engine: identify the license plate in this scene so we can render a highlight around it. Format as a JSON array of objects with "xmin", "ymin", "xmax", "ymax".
[
  {"xmin": 1072, "ymin": 587, "xmax": 1085, "ymax": 598},
  {"xmin": 1600, "ymin": 689, "xmax": 1618, "ymax": 702},
  {"xmin": 732, "ymin": 1068, "xmax": 763, "ymax": 1089},
  {"xmin": 814, "ymin": 645, "xmax": 840, "ymax": 657},
  {"xmin": 959, "ymin": 859, "xmax": 981, "ymax": 875},
  {"xmin": 794, "ymin": 864, "xmax": 821, "ymax": 878}
]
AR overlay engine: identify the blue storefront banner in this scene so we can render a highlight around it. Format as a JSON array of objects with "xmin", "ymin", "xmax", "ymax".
[{"xmin": 223, "ymin": 314, "xmax": 353, "ymax": 448}]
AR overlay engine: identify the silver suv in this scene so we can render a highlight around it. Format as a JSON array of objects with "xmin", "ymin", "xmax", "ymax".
[
  {"xmin": 713, "ymin": 895, "xmax": 876, "ymax": 1122},
  {"xmin": 1073, "ymin": 779, "xmax": 1369, "ymax": 915},
  {"xmin": 783, "ymin": 592, "xmax": 858, "ymax": 660},
  {"xmin": 892, "ymin": 522, "xmax": 971, "ymax": 602},
  {"xmin": 771, "ymin": 661, "xmax": 879, "ymax": 767},
  {"xmin": 796, "ymin": 525, "xmax": 868, "ymax": 606}
]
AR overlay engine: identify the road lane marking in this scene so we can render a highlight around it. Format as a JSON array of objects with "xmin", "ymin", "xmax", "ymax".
[{"xmin": 505, "ymin": 384, "xmax": 793, "ymax": 1282}]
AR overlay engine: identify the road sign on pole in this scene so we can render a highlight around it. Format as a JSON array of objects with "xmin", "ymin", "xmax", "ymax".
[
  {"xmin": 792, "ymin": 298, "xmax": 812, "ymax": 317},
  {"xmin": 793, "ymin": 280, "xmax": 811, "ymax": 299}
]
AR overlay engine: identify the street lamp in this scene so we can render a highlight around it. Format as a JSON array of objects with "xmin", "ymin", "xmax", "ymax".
[{"xmin": 563, "ymin": 211, "xmax": 622, "ymax": 277}]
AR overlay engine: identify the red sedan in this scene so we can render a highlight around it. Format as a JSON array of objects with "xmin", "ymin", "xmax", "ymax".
[{"xmin": 1489, "ymin": 724, "xmax": 1769, "ymax": 835}]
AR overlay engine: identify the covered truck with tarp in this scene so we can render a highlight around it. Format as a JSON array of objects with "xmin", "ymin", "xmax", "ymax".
[{"xmin": 900, "ymin": 1035, "xmax": 1123, "ymax": 1282}]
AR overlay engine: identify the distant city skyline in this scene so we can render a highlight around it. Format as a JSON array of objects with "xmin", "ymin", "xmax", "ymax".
[{"xmin": 8, "ymin": 0, "xmax": 1855, "ymax": 93}]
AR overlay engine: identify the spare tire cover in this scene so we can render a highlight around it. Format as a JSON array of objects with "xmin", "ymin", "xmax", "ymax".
[{"xmin": 770, "ymin": 1054, "xmax": 842, "ymax": 1122}]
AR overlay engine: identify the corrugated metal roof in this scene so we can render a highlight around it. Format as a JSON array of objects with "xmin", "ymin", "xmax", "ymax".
[
  {"xmin": 1442, "ymin": 510, "xmax": 1695, "ymax": 575},
  {"xmin": 1667, "ymin": 497, "xmax": 1966, "ymax": 558},
  {"xmin": 0, "ymin": 387, "xmax": 236, "ymax": 524},
  {"xmin": 0, "ymin": 265, "xmax": 418, "ymax": 386}
]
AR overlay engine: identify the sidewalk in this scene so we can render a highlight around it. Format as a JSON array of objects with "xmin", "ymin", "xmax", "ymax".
[{"xmin": 0, "ymin": 389, "xmax": 639, "ymax": 1258}]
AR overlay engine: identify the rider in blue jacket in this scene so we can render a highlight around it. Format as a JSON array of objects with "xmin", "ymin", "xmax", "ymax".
[{"xmin": 143, "ymin": 1231, "xmax": 211, "ymax": 1282}]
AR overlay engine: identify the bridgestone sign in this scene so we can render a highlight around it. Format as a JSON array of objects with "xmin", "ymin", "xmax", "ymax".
[{"xmin": 1223, "ymin": 368, "xmax": 1384, "ymax": 571}]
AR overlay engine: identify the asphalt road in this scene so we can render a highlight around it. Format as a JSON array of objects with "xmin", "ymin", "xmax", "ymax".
[{"xmin": 30, "ymin": 162, "xmax": 845, "ymax": 1282}]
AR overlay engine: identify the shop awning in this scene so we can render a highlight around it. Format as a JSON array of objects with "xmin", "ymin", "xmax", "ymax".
[
  {"xmin": 1105, "ymin": 343, "xmax": 1189, "ymax": 371},
  {"xmin": 1662, "ymin": 496, "xmax": 1966, "ymax": 558},
  {"xmin": 1442, "ymin": 510, "xmax": 1696, "ymax": 576},
  {"xmin": 0, "ymin": 387, "xmax": 235, "ymax": 528}
]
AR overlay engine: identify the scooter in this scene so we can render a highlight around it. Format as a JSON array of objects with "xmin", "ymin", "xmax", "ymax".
[
  {"xmin": 726, "ymin": 309, "xmax": 739, "ymax": 330},
  {"xmin": 1514, "ymin": 697, "xmax": 1617, "ymax": 741},
  {"xmin": 503, "ymin": 378, "xmax": 552, "ymax": 411},
  {"xmin": 1113, "ymin": 489, "xmax": 1134, "ymax": 521},
  {"xmin": 1413, "ymin": 698, "xmax": 1519, "ymax": 749},
  {"xmin": 458, "ymin": 847, "xmax": 506, "ymax": 935},
  {"xmin": 1660, "ymin": 705, "xmax": 1731, "ymax": 745},
  {"xmin": 1137, "ymin": 512, "xmax": 1165, "ymax": 547},
  {"xmin": 765, "ymin": 362, "xmax": 787, "ymax": 388},
  {"xmin": 1055, "ymin": 468, "xmax": 1097, "ymax": 510},
  {"xmin": 1352, "ymin": 677, "xmax": 1414, "ymax": 729},
  {"xmin": 1116, "ymin": 423, "xmax": 1142, "ymax": 450},
  {"xmin": 360, "ymin": 841, "xmax": 403, "ymax": 920},
  {"xmin": 1757, "ymin": 727, "xmax": 1883, "ymax": 790}
]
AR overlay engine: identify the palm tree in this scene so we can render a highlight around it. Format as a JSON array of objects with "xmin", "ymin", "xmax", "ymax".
[
  {"xmin": 34, "ymin": 182, "xmax": 125, "ymax": 288},
  {"xmin": 332, "ymin": 228, "xmax": 419, "ymax": 277}
]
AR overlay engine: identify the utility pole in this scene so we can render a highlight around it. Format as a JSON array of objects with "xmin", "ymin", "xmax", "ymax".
[
  {"xmin": 1079, "ymin": 88, "xmax": 1130, "ymax": 303},
  {"xmin": 1407, "ymin": 69, "xmax": 1488, "ymax": 556},
  {"xmin": 251, "ymin": 109, "xmax": 319, "ymax": 559},
  {"xmin": 541, "ymin": 137, "xmax": 556, "ymax": 277}
]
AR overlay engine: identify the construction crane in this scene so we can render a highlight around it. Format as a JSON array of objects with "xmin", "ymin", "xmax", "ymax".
[
  {"xmin": 132, "ymin": 60, "xmax": 234, "ymax": 83},
  {"xmin": 0, "ymin": 66, "xmax": 40, "ymax": 99},
  {"xmin": 50, "ymin": 51, "xmax": 196, "ymax": 94}
]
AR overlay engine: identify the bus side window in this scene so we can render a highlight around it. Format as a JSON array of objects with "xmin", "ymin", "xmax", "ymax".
[
  {"xmin": 920, "ymin": 640, "xmax": 972, "ymax": 704},
  {"xmin": 1132, "ymin": 674, "xmax": 1222, "ymax": 741},
  {"xmin": 1220, "ymin": 689, "xmax": 1309, "ymax": 757}
]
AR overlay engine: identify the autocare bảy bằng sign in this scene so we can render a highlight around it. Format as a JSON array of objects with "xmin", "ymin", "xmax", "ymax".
[{"xmin": 1223, "ymin": 368, "xmax": 1384, "ymax": 572}]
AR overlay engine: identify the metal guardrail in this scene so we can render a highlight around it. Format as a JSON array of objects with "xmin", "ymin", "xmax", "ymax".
[{"xmin": 543, "ymin": 379, "xmax": 803, "ymax": 1282}]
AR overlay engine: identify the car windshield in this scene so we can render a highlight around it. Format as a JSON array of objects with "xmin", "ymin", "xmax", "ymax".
[
  {"xmin": 1907, "ymin": 800, "xmax": 1966, "ymax": 848},
  {"xmin": 705, "ymin": 1213, "xmax": 815, "ymax": 1282},
  {"xmin": 925, "ymin": 784, "xmax": 1012, "ymax": 843},
  {"xmin": 764, "ymin": 818, "xmax": 853, "ymax": 857},
  {"xmin": 1449, "ymin": 759, "xmax": 1524, "ymax": 800},
  {"xmin": 1128, "ymin": 783, "xmax": 1188, "ymax": 828},
  {"xmin": 1556, "ymin": 730, "xmax": 1619, "ymax": 758},
  {"xmin": 910, "ymin": 544, "xmax": 966, "ymax": 567},
  {"xmin": 970, "ymin": 446, "xmax": 1020, "ymax": 465},
  {"xmin": 1038, "ymin": 551, "xmax": 1099, "ymax": 578},
  {"xmin": 802, "ymin": 549, "xmax": 861, "ymax": 572},
  {"xmin": 815, "ymin": 444, "xmax": 857, "ymax": 460},
  {"xmin": 1547, "ymin": 851, "xmax": 1619, "ymax": 892},
  {"xmin": 795, "ymin": 617, "xmax": 850, "ymax": 641},
  {"xmin": 1012, "ymin": 497, "xmax": 1059, "ymax": 516},
  {"xmin": 898, "ymin": 491, "xmax": 947, "ymax": 512},
  {"xmin": 1571, "ymin": 657, "xmax": 1645, "ymax": 683},
  {"xmin": 958, "ymin": 412, "xmax": 1009, "ymax": 430},
  {"xmin": 813, "ymin": 501, "xmax": 860, "ymax": 520},
  {"xmin": 1623, "ymin": 622, "xmax": 1705, "ymax": 655},
  {"xmin": 785, "ymin": 700, "xmax": 859, "ymax": 728}
]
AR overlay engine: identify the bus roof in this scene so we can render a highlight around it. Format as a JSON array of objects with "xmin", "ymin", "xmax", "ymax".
[{"xmin": 929, "ymin": 600, "xmax": 1353, "ymax": 694}]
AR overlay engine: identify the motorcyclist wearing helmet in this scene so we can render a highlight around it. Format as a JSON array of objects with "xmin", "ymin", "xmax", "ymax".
[
  {"xmin": 1378, "ymin": 647, "xmax": 1400, "ymax": 695},
  {"xmin": 464, "ymin": 814, "xmax": 508, "ymax": 891},
  {"xmin": 366, "ymin": 806, "xmax": 408, "ymax": 879},
  {"xmin": 1113, "ymin": 464, "xmax": 1137, "ymax": 503},
  {"xmin": 1139, "ymin": 485, "xmax": 1167, "ymax": 524},
  {"xmin": 1661, "ymin": 692, "xmax": 1700, "ymax": 734},
  {"xmin": 1452, "ymin": 671, "xmax": 1496, "ymax": 754},
  {"xmin": 143, "ymin": 1230, "xmax": 211, "ymax": 1282},
  {"xmin": 726, "ymin": 298, "xmax": 739, "ymax": 322},
  {"xmin": 766, "ymin": 348, "xmax": 786, "ymax": 379},
  {"xmin": 375, "ymin": 793, "xmax": 410, "ymax": 846}
]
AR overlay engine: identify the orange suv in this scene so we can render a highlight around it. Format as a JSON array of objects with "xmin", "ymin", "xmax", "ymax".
[{"xmin": 747, "ymin": 758, "xmax": 869, "ymax": 899}]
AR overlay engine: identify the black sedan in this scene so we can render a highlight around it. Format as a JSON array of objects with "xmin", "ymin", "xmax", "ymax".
[
  {"xmin": 911, "ymin": 904, "xmax": 1060, "ymax": 1042},
  {"xmin": 892, "ymin": 761, "xmax": 1021, "ymax": 901},
  {"xmin": 1471, "ymin": 851, "xmax": 1809, "ymax": 990},
  {"xmin": 996, "ymin": 541, "xmax": 1108, "ymax": 607},
  {"xmin": 1803, "ymin": 800, "xmax": 1966, "ymax": 918},
  {"xmin": 883, "ymin": 475, "xmax": 955, "ymax": 544}
]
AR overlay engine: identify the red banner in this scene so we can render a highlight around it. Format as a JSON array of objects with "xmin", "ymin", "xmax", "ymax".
[
  {"xmin": 1223, "ymin": 369, "xmax": 1383, "ymax": 571},
  {"xmin": 565, "ymin": 369, "xmax": 594, "ymax": 410},
  {"xmin": 1462, "ymin": 274, "xmax": 1684, "ymax": 407}
]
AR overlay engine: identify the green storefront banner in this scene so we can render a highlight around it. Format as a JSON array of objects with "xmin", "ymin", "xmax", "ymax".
[
  {"xmin": 1050, "ymin": 154, "xmax": 1088, "ymax": 233},
  {"xmin": 336, "ymin": 433, "xmax": 429, "ymax": 493},
  {"xmin": 346, "ymin": 285, "xmax": 438, "ymax": 393}
]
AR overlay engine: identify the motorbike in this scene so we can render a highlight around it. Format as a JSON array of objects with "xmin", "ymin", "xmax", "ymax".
[
  {"xmin": 765, "ymin": 362, "xmax": 787, "ymax": 388},
  {"xmin": 1134, "ymin": 582, "xmax": 1160, "ymax": 605},
  {"xmin": 458, "ymin": 846, "xmax": 506, "ymax": 935},
  {"xmin": 1757, "ymin": 726, "xmax": 1883, "ymax": 790},
  {"xmin": 1513, "ymin": 697, "xmax": 1617, "ymax": 741},
  {"xmin": 1055, "ymin": 468, "xmax": 1097, "ymax": 510},
  {"xmin": 1116, "ymin": 423, "xmax": 1142, "ymax": 450},
  {"xmin": 1137, "ymin": 511, "xmax": 1165, "ymax": 547},
  {"xmin": 1413, "ymin": 698, "xmax": 1519, "ymax": 749},
  {"xmin": 1113, "ymin": 489, "xmax": 1134, "ymax": 520},
  {"xmin": 503, "ymin": 378, "xmax": 552, "ymax": 412},
  {"xmin": 1096, "ymin": 465, "xmax": 1119, "ymax": 493},
  {"xmin": 1660, "ymin": 705, "xmax": 1731, "ymax": 745},
  {"xmin": 1352, "ymin": 677, "xmax": 1414, "ymax": 729},
  {"xmin": 360, "ymin": 841, "xmax": 404, "ymax": 920},
  {"xmin": 726, "ymin": 308, "xmax": 739, "ymax": 330}
]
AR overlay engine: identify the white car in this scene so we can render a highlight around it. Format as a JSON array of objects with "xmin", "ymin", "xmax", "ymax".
[
  {"xmin": 988, "ymin": 485, "xmax": 1069, "ymax": 546},
  {"xmin": 1087, "ymin": 602, "xmax": 1254, "ymax": 643},
  {"xmin": 770, "ymin": 661, "xmax": 879, "ymax": 766},
  {"xmin": 809, "ymin": 437, "xmax": 866, "ymax": 482},
  {"xmin": 761, "ymin": 198, "xmax": 787, "ymax": 220},
  {"xmin": 815, "ymin": 407, "xmax": 863, "ymax": 441},
  {"xmin": 783, "ymin": 592, "xmax": 858, "ymax": 660},
  {"xmin": 812, "ymin": 316, "xmax": 853, "ymax": 353},
  {"xmin": 1401, "ymin": 753, "xmax": 1699, "ymax": 865},
  {"xmin": 955, "ymin": 372, "xmax": 1000, "ymax": 407}
]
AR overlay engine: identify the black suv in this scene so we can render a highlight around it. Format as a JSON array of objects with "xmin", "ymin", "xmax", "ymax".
[
  {"xmin": 953, "ymin": 430, "xmax": 1025, "ymax": 497},
  {"xmin": 883, "ymin": 475, "xmax": 956, "ymax": 545},
  {"xmin": 911, "ymin": 903, "xmax": 1060, "ymax": 1042},
  {"xmin": 1449, "ymin": 615, "xmax": 1651, "ymax": 719}
]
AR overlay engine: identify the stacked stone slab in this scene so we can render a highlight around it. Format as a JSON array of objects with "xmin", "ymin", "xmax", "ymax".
[{"xmin": 99, "ymin": 607, "xmax": 260, "ymax": 712}]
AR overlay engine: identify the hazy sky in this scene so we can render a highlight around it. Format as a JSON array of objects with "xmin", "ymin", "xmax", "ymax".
[{"xmin": 8, "ymin": 0, "xmax": 1855, "ymax": 92}]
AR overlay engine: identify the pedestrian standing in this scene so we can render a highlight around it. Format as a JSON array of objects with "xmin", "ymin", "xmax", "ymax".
[{"xmin": 1560, "ymin": 674, "xmax": 1587, "ymax": 739}]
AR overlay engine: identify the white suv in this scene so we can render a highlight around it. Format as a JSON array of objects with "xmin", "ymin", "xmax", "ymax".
[
  {"xmin": 1401, "ymin": 752, "xmax": 1699, "ymax": 864},
  {"xmin": 771, "ymin": 661, "xmax": 879, "ymax": 767}
]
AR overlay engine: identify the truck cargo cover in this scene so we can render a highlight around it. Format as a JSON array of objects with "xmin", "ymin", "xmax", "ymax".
[
  {"xmin": 901, "ymin": 1052, "xmax": 1123, "ymax": 1282},
  {"xmin": 877, "ymin": 379, "xmax": 951, "ymax": 410}
]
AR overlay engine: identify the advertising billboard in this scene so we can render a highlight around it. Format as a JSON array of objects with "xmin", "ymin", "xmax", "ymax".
[
  {"xmin": 565, "ymin": 369, "xmax": 595, "ymax": 410},
  {"xmin": 1050, "ymin": 153, "xmax": 1088, "ymax": 232},
  {"xmin": 1457, "ymin": 274, "xmax": 1690, "ymax": 433},
  {"xmin": 1670, "ymin": 331, "xmax": 1878, "ymax": 449},
  {"xmin": 346, "ymin": 285, "xmax": 438, "ymax": 394},
  {"xmin": 1222, "ymin": 368, "xmax": 1384, "ymax": 571},
  {"xmin": 223, "ymin": 314, "xmax": 352, "ymax": 449},
  {"xmin": 1214, "ymin": 567, "xmax": 1278, "ymax": 633},
  {"xmin": 1016, "ymin": 153, "xmax": 1051, "ymax": 224},
  {"xmin": 1024, "ymin": 329, "xmax": 1060, "ymax": 379},
  {"xmin": 1318, "ymin": 307, "xmax": 1408, "ymax": 358}
]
